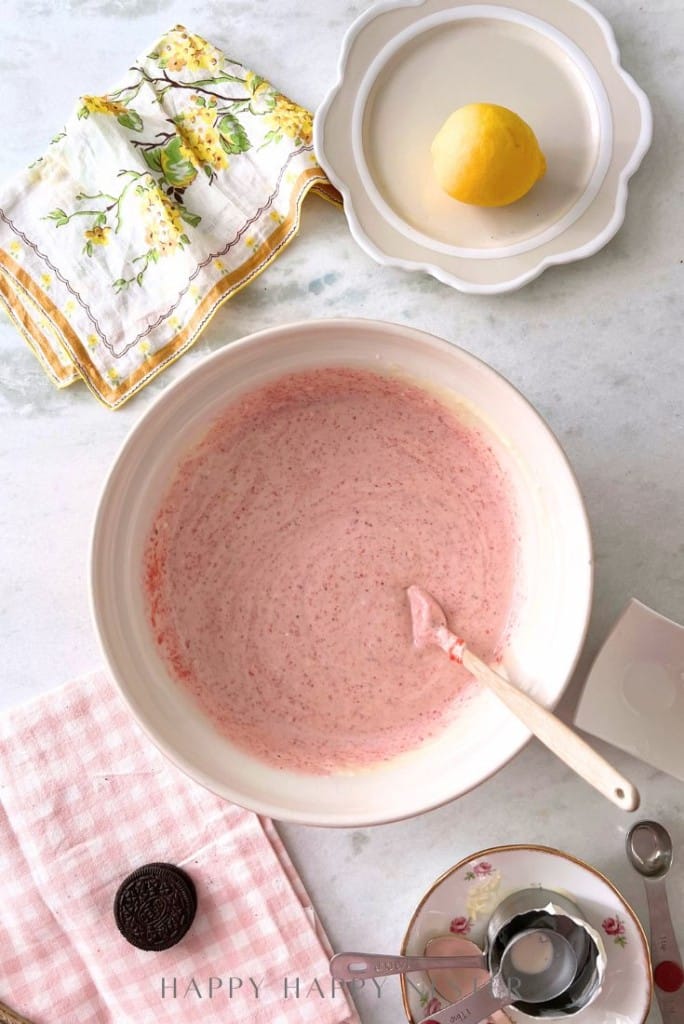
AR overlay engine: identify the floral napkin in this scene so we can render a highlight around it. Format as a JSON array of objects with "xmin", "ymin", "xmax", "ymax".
[{"xmin": 0, "ymin": 26, "xmax": 339, "ymax": 408}]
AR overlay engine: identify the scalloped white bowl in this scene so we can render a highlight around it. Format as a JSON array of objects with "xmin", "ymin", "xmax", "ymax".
[
  {"xmin": 314, "ymin": 0, "xmax": 652, "ymax": 293},
  {"xmin": 91, "ymin": 319, "xmax": 592, "ymax": 825}
]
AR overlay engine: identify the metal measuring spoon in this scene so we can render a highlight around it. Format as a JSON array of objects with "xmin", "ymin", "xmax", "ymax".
[
  {"xmin": 419, "ymin": 929, "xmax": 577, "ymax": 1024},
  {"xmin": 627, "ymin": 820, "xmax": 684, "ymax": 1021},
  {"xmin": 330, "ymin": 949, "xmax": 486, "ymax": 981}
]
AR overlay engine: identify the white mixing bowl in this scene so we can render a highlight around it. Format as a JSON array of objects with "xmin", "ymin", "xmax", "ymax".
[{"xmin": 91, "ymin": 318, "xmax": 592, "ymax": 825}]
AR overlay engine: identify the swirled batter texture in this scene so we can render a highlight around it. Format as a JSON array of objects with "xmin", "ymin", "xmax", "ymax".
[{"xmin": 144, "ymin": 368, "xmax": 519, "ymax": 773}]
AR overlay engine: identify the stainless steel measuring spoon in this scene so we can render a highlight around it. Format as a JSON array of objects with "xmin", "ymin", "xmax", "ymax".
[
  {"xmin": 330, "ymin": 950, "xmax": 486, "ymax": 981},
  {"xmin": 331, "ymin": 888, "xmax": 587, "ymax": 984},
  {"xmin": 627, "ymin": 820, "xmax": 684, "ymax": 1022}
]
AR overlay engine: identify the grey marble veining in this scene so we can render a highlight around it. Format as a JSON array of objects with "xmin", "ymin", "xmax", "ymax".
[{"xmin": 1, "ymin": 2, "xmax": 683, "ymax": 1022}]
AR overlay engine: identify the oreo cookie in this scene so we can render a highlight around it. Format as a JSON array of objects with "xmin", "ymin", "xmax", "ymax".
[{"xmin": 114, "ymin": 862, "xmax": 197, "ymax": 951}]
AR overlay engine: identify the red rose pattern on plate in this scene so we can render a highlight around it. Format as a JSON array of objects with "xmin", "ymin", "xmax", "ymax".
[{"xmin": 602, "ymin": 914, "xmax": 628, "ymax": 947}]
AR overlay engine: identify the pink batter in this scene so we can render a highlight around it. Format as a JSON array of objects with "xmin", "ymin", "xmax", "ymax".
[{"xmin": 144, "ymin": 367, "xmax": 520, "ymax": 774}]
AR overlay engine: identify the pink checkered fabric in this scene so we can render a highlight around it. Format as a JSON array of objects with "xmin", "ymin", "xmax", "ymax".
[{"xmin": 0, "ymin": 672, "xmax": 359, "ymax": 1024}]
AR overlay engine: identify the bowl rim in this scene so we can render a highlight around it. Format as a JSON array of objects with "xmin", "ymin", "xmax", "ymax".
[
  {"xmin": 90, "ymin": 316, "xmax": 594, "ymax": 826},
  {"xmin": 399, "ymin": 843, "xmax": 653, "ymax": 1023}
]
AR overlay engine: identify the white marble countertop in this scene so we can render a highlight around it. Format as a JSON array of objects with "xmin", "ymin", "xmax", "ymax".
[{"xmin": 1, "ymin": 1, "xmax": 682, "ymax": 1022}]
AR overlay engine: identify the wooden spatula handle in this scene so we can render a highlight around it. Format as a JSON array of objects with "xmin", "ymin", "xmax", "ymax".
[{"xmin": 461, "ymin": 649, "xmax": 640, "ymax": 812}]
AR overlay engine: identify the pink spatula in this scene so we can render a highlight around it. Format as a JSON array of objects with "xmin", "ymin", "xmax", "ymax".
[{"xmin": 407, "ymin": 585, "xmax": 639, "ymax": 812}]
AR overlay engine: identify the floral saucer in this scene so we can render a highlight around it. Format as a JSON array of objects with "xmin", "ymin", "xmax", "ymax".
[{"xmin": 400, "ymin": 844, "xmax": 652, "ymax": 1023}]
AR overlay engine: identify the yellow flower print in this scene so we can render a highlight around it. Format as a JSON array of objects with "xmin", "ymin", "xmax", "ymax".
[
  {"xmin": 64, "ymin": 300, "xmax": 76, "ymax": 315},
  {"xmin": 40, "ymin": 273, "xmax": 52, "ymax": 290},
  {"xmin": 175, "ymin": 107, "xmax": 228, "ymax": 171},
  {"xmin": 9, "ymin": 240, "xmax": 21, "ymax": 257},
  {"xmin": 168, "ymin": 316, "xmax": 181, "ymax": 330},
  {"xmin": 266, "ymin": 94, "xmax": 313, "ymax": 144},
  {"xmin": 214, "ymin": 259, "xmax": 226, "ymax": 272},
  {"xmin": 246, "ymin": 71, "xmax": 269, "ymax": 98},
  {"xmin": 87, "ymin": 334, "xmax": 98, "ymax": 351},
  {"xmin": 106, "ymin": 367, "xmax": 121, "ymax": 385},
  {"xmin": 160, "ymin": 138, "xmax": 199, "ymax": 186},
  {"xmin": 269, "ymin": 210, "xmax": 285, "ymax": 226},
  {"xmin": 138, "ymin": 183, "xmax": 184, "ymax": 256},
  {"xmin": 152, "ymin": 27, "xmax": 222, "ymax": 74},
  {"xmin": 78, "ymin": 95, "xmax": 142, "ymax": 131},
  {"xmin": 189, "ymin": 285, "xmax": 201, "ymax": 303},
  {"xmin": 138, "ymin": 340, "xmax": 152, "ymax": 358},
  {"xmin": 84, "ymin": 226, "xmax": 110, "ymax": 247},
  {"xmin": 81, "ymin": 95, "xmax": 128, "ymax": 117}
]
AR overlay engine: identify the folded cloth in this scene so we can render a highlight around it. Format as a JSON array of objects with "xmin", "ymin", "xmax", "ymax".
[
  {"xmin": 0, "ymin": 26, "xmax": 340, "ymax": 409},
  {"xmin": 0, "ymin": 672, "xmax": 358, "ymax": 1024}
]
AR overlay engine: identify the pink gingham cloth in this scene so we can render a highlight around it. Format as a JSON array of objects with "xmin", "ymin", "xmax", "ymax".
[{"xmin": 0, "ymin": 672, "xmax": 359, "ymax": 1024}]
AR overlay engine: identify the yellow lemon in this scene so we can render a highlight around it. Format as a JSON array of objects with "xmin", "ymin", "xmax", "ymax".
[{"xmin": 431, "ymin": 103, "xmax": 546, "ymax": 207}]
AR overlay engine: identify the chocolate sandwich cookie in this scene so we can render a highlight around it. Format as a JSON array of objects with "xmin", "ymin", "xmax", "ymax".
[{"xmin": 114, "ymin": 862, "xmax": 197, "ymax": 951}]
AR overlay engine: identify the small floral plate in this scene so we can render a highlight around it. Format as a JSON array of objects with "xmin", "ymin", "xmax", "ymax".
[{"xmin": 400, "ymin": 844, "xmax": 652, "ymax": 1023}]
